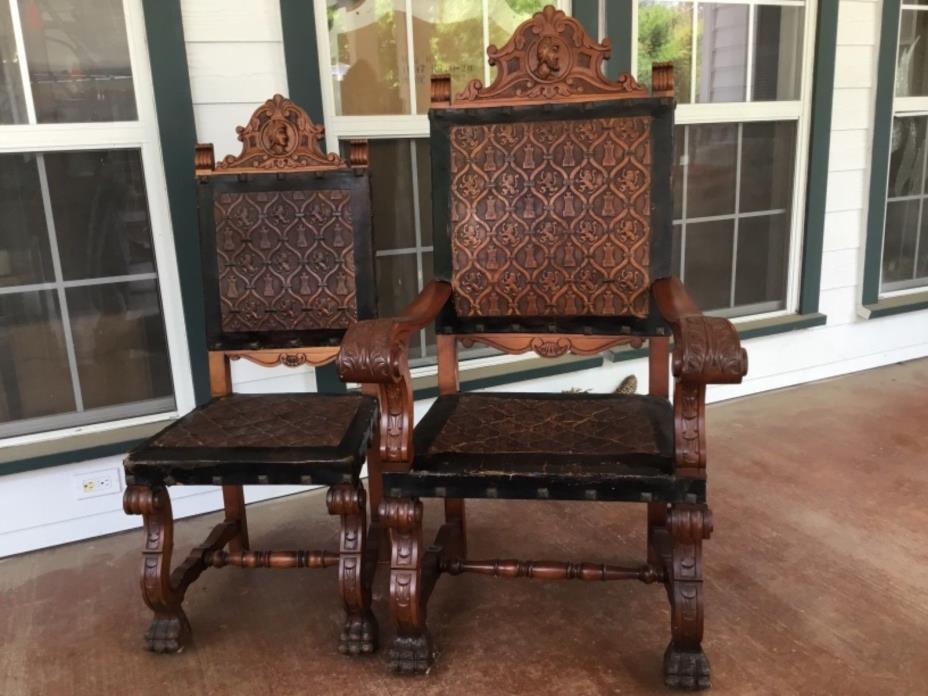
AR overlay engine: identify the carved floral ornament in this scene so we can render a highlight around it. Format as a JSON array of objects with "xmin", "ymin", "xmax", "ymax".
[{"xmin": 454, "ymin": 6, "xmax": 648, "ymax": 107}]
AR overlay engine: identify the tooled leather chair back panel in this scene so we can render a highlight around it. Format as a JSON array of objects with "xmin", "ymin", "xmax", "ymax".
[
  {"xmin": 448, "ymin": 114, "xmax": 653, "ymax": 319},
  {"xmin": 213, "ymin": 186, "xmax": 358, "ymax": 332},
  {"xmin": 429, "ymin": 7, "xmax": 673, "ymax": 336},
  {"xmin": 196, "ymin": 95, "xmax": 375, "ymax": 350}
]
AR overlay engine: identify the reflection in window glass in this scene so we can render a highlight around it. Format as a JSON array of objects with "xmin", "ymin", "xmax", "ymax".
[
  {"xmin": 896, "ymin": 9, "xmax": 928, "ymax": 97},
  {"xmin": 882, "ymin": 116, "xmax": 928, "ymax": 291},
  {"xmin": 673, "ymin": 122, "xmax": 796, "ymax": 314},
  {"xmin": 0, "ymin": 149, "xmax": 173, "ymax": 437},
  {"xmin": 695, "ymin": 3, "xmax": 749, "ymax": 103},
  {"xmin": 488, "ymin": 0, "xmax": 546, "ymax": 49},
  {"xmin": 686, "ymin": 123, "xmax": 737, "ymax": 219},
  {"xmin": 752, "ymin": 6, "xmax": 803, "ymax": 101},
  {"xmin": 0, "ymin": 2, "xmax": 26, "ymax": 123},
  {"xmin": 67, "ymin": 279, "xmax": 173, "ymax": 410},
  {"xmin": 44, "ymin": 149, "xmax": 155, "ymax": 280},
  {"xmin": 0, "ymin": 154, "xmax": 54, "ymax": 287},
  {"xmin": 638, "ymin": 1, "xmax": 693, "ymax": 103},
  {"xmin": 19, "ymin": 0, "xmax": 137, "ymax": 123},
  {"xmin": 411, "ymin": 1, "xmax": 483, "ymax": 114},
  {"xmin": 0, "ymin": 290, "xmax": 74, "ymax": 426},
  {"xmin": 327, "ymin": 0, "xmax": 410, "ymax": 115},
  {"xmin": 684, "ymin": 219, "xmax": 733, "ymax": 311}
]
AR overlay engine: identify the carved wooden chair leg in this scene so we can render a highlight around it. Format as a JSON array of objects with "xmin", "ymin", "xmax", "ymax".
[
  {"xmin": 123, "ymin": 484, "xmax": 191, "ymax": 653},
  {"xmin": 222, "ymin": 484, "xmax": 250, "ymax": 553},
  {"xmin": 327, "ymin": 483, "xmax": 378, "ymax": 655},
  {"xmin": 664, "ymin": 504, "xmax": 713, "ymax": 690},
  {"xmin": 381, "ymin": 497, "xmax": 433, "ymax": 674}
]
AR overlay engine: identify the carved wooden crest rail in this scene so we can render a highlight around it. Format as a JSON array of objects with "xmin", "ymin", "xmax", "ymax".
[
  {"xmin": 196, "ymin": 94, "xmax": 347, "ymax": 174},
  {"xmin": 450, "ymin": 6, "xmax": 648, "ymax": 107}
]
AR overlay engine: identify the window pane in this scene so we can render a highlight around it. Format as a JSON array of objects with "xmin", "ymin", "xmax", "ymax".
[
  {"xmin": 695, "ymin": 3, "xmax": 749, "ymax": 103},
  {"xmin": 888, "ymin": 116, "xmax": 927, "ymax": 198},
  {"xmin": 686, "ymin": 123, "xmax": 737, "ymax": 218},
  {"xmin": 684, "ymin": 219, "xmax": 733, "ymax": 311},
  {"xmin": 0, "ymin": 1, "xmax": 26, "ymax": 123},
  {"xmin": 67, "ymin": 279, "xmax": 173, "ymax": 410},
  {"xmin": 43, "ymin": 149, "xmax": 155, "ymax": 280},
  {"xmin": 740, "ymin": 121, "xmax": 796, "ymax": 213},
  {"xmin": 734, "ymin": 213, "xmax": 788, "ymax": 308},
  {"xmin": 20, "ymin": 0, "xmax": 137, "ymax": 123},
  {"xmin": 369, "ymin": 140, "xmax": 417, "ymax": 250},
  {"xmin": 897, "ymin": 9, "xmax": 928, "ymax": 98},
  {"xmin": 0, "ymin": 154, "xmax": 54, "ymax": 286},
  {"xmin": 672, "ymin": 124, "xmax": 684, "ymax": 219},
  {"xmin": 327, "ymin": 0, "xmax": 411, "ymax": 115},
  {"xmin": 918, "ymin": 211, "xmax": 928, "ymax": 280},
  {"xmin": 375, "ymin": 252, "xmax": 419, "ymax": 320},
  {"xmin": 411, "ymin": 1, "xmax": 483, "ymax": 114},
  {"xmin": 415, "ymin": 139, "xmax": 432, "ymax": 246},
  {"xmin": 752, "ymin": 6, "xmax": 803, "ymax": 101},
  {"xmin": 638, "ymin": 1, "xmax": 693, "ymax": 104},
  {"xmin": 488, "ymin": 0, "xmax": 545, "ymax": 48},
  {"xmin": 882, "ymin": 199, "xmax": 919, "ymax": 285},
  {"xmin": 0, "ymin": 290, "xmax": 75, "ymax": 426}
]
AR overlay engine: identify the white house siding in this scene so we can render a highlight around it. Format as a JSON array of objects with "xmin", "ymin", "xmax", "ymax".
[{"xmin": 2, "ymin": 1, "xmax": 927, "ymax": 558}]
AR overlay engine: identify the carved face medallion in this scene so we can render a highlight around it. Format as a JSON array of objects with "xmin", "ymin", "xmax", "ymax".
[
  {"xmin": 528, "ymin": 35, "xmax": 571, "ymax": 82},
  {"xmin": 262, "ymin": 118, "xmax": 298, "ymax": 157}
]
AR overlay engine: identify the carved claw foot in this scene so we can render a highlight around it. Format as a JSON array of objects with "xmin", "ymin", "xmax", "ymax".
[
  {"xmin": 663, "ymin": 642, "xmax": 711, "ymax": 690},
  {"xmin": 144, "ymin": 611, "xmax": 191, "ymax": 654},
  {"xmin": 339, "ymin": 610, "xmax": 378, "ymax": 656},
  {"xmin": 388, "ymin": 633, "xmax": 433, "ymax": 675}
]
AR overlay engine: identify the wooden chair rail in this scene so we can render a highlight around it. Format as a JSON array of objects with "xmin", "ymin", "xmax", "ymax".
[
  {"xmin": 441, "ymin": 558, "xmax": 665, "ymax": 583},
  {"xmin": 207, "ymin": 549, "xmax": 340, "ymax": 569},
  {"xmin": 459, "ymin": 333, "xmax": 644, "ymax": 358}
]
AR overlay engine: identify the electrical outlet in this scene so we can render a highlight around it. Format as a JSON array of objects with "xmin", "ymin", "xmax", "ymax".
[{"xmin": 74, "ymin": 468, "xmax": 122, "ymax": 500}]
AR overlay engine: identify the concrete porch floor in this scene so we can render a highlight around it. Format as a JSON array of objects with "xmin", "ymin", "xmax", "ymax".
[{"xmin": 2, "ymin": 359, "xmax": 927, "ymax": 696}]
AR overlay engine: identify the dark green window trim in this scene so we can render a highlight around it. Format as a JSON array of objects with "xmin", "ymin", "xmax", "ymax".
[
  {"xmin": 0, "ymin": 1, "xmax": 206, "ymax": 477},
  {"xmin": 572, "ymin": 0, "xmax": 632, "ymax": 78},
  {"xmin": 144, "ymin": 0, "xmax": 209, "ymax": 404},
  {"xmin": 798, "ymin": 0, "xmax": 840, "ymax": 317},
  {"xmin": 861, "ymin": 0, "xmax": 928, "ymax": 318}
]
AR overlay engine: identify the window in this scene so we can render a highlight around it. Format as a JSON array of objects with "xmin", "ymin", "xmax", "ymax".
[
  {"xmin": 316, "ymin": 0, "xmax": 570, "ymax": 364},
  {"xmin": 0, "ymin": 0, "xmax": 192, "ymax": 442},
  {"xmin": 880, "ymin": 3, "xmax": 928, "ymax": 294},
  {"xmin": 636, "ymin": 0, "xmax": 813, "ymax": 318}
]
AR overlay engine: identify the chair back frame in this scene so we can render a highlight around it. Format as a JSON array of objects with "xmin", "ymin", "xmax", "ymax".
[{"xmin": 194, "ymin": 95, "xmax": 375, "ymax": 382}]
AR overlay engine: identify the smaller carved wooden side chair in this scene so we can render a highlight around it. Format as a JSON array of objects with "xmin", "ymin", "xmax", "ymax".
[
  {"xmin": 337, "ymin": 8, "xmax": 747, "ymax": 689},
  {"xmin": 123, "ymin": 95, "xmax": 381, "ymax": 656}
]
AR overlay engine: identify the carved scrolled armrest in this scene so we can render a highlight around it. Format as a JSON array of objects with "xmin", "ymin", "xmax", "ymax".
[
  {"xmin": 652, "ymin": 277, "xmax": 748, "ymax": 474},
  {"xmin": 336, "ymin": 280, "xmax": 452, "ymax": 384},
  {"xmin": 336, "ymin": 280, "xmax": 452, "ymax": 462},
  {"xmin": 652, "ymin": 277, "xmax": 748, "ymax": 385}
]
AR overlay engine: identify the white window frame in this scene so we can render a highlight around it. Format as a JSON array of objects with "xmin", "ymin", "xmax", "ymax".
[
  {"xmin": 878, "ymin": 2, "xmax": 928, "ymax": 299},
  {"xmin": 632, "ymin": 0, "xmax": 818, "ymax": 325},
  {"xmin": 0, "ymin": 0, "xmax": 194, "ymax": 448}
]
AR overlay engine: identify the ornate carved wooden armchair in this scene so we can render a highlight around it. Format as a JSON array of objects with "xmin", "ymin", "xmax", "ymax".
[
  {"xmin": 336, "ymin": 8, "xmax": 747, "ymax": 689},
  {"xmin": 123, "ymin": 96, "xmax": 381, "ymax": 656}
]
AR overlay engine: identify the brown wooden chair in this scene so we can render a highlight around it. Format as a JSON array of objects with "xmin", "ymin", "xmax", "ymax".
[
  {"xmin": 336, "ymin": 8, "xmax": 747, "ymax": 689},
  {"xmin": 123, "ymin": 95, "xmax": 382, "ymax": 657}
]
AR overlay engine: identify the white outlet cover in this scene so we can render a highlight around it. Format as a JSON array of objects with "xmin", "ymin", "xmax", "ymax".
[{"xmin": 73, "ymin": 467, "xmax": 123, "ymax": 499}]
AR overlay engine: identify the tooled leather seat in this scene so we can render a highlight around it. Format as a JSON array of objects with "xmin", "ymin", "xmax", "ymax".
[
  {"xmin": 386, "ymin": 392, "xmax": 702, "ymax": 502},
  {"xmin": 125, "ymin": 393, "xmax": 377, "ymax": 486}
]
